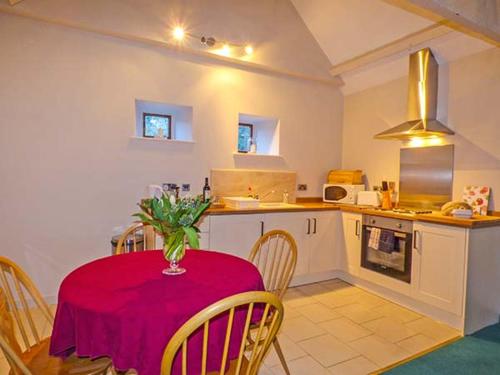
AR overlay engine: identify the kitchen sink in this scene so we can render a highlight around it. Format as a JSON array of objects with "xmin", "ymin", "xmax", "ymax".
[{"xmin": 259, "ymin": 202, "xmax": 302, "ymax": 208}]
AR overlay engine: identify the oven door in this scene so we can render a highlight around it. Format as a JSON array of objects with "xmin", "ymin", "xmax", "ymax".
[
  {"xmin": 323, "ymin": 185, "xmax": 349, "ymax": 202},
  {"xmin": 361, "ymin": 226, "xmax": 412, "ymax": 283}
]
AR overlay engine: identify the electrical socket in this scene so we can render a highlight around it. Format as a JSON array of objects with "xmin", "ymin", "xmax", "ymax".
[
  {"xmin": 182, "ymin": 184, "xmax": 190, "ymax": 192},
  {"xmin": 297, "ymin": 184, "xmax": 308, "ymax": 191}
]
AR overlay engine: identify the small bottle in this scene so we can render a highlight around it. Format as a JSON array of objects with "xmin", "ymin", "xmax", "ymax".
[
  {"xmin": 203, "ymin": 177, "xmax": 211, "ymax": 202},
  {"xmin": 249, "ymin": 138, "xmax": 256, "ymax": 153}
]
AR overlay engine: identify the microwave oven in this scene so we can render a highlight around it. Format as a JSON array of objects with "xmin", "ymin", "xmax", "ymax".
[{"xmin": 323, "ymin": 184, "xmax": 365, "ymax": 204}]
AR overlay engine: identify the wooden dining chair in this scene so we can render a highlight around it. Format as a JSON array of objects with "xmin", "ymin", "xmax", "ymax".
[
  {"xmin": 247, "ymin": 230, "xmax": 298, "ymax": 375},
  {"xmin": 115, "ymin": 223, "xmax": 157, "ymax": 255},
  {"xmin": 161, "ymin": 291, "xmax": 284, "ymax": 375},
  {"xmin": 0, "ymin": 256, "xmax": 112, "ymax": 375}
]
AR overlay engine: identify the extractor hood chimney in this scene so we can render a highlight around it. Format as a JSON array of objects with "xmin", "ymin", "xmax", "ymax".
[{"xmin": 375, "ymin": 48, "xmax": 454, "ymax": 140}]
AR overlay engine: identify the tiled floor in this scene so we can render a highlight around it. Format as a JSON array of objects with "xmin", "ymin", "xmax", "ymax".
[
  {"xmin": 260, "ymin": 279, "xmax": 461, "ymax": 374},
  {"xmin": 0, "ymin": 279, "xmax": 460, "ymax": 375}
]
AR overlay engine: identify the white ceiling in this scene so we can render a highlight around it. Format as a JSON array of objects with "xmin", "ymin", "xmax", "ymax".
[{"xmin": 292, "ymin": 0, "xmax": 494, "ymax": 94}]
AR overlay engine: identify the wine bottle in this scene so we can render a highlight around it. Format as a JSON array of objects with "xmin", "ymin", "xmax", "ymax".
[{"xmin": 203, "ymin": 177, "xmax": 211, "ymax": 202}]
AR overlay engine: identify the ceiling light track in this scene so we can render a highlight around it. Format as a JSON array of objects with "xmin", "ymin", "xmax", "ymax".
[{"xmin": 171, "ymin": 26, "xmax": 253, "ymax": 57}]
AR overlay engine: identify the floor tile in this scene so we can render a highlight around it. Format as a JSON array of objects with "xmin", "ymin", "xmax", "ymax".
[
  {"xmin": 334, "ymin": 303, "xmax": 385, "ymax": 324},
  {"xmin": 258, "ymin": 364, "xmax": 275, "ymax": 375},
  {"xmin": 396, "ymin": 334, "xmax": 440, "ymax": 356},
  {"xmin": 362, "ymin": 317, "xmax": 418, "ymax": 343},
  {"xmin": 263, "ymin": 333, "xmax": 307, "ymax": 367},
  {"xmin": 296, "ymin": 282, "xmax": 331, "ymax": 297},
  {"xmin": 281, "ymin": 316, "xmax": 326, "ymax": 342},
  {"xmin": 313, "ymin": 290, "xmax": 362, "ymax": 308},
  {"xmin": 299, "ymin": 334, "xmax": 359, "ymax": 367},
  {"xmin": 348, "ymin": 335, "xmax": 410, "ymax": 368},
  {"xmin": 327, "ymin": 355, "xmax": 379, "ymax": 375},
  {"xmin": 353, "ymin": 292, "xmax": 388, "ymax": 308},
  {"xmin": 270, "ymin": 355, "xmax": 330, "ymax": 375},
  {"xmin": 283, "ymin": 289, "xmax": 316, "ymax": 308},
  {"xmin": 295, "ymin": 303, "xmax": 342, "ymax": 323},
  {"xmin": 283, "ymin": 304, "xmax": 302, "ymax": 320},
  {"xmin": 319, "ymin": 317, "xmax": 373, "ymax": 342},
  {"xmin": 373, "ymin": 303, "xmax": 422, "ymax": 323},
  {"xmin": 405, "ymin": 317, "xmax": 461, "ymax": 342}
]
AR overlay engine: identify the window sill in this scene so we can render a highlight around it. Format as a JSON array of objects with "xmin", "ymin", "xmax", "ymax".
[
  {"xmin": 233, "ymin": 152, "xmax": 283, "ymax": 158},
  {"xmin": 130, "ymin": 136, "xmax": 195, "ymax": 144}
]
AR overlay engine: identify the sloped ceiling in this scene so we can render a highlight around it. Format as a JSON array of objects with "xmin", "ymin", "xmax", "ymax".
[
  {"xmin": 0, "ymin": 0, "xmax": 333, "ymax": 80},
  {"xmin": 292, "ymin": 0, "xmax": 494, "ymax": 95}
]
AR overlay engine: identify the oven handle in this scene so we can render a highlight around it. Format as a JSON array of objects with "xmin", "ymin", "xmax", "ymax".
[
  {"xmin": 365, "ymin": 226, "xmax": 409, "ymax": 239},
  {"xmin": 413, "ymin": 230, "xmax": 419, "ymax": 250}
]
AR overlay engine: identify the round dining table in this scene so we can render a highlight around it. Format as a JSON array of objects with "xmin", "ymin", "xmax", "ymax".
[{"xmin": 49, "ymin": 249, "xmax": 265, "ymax": 375}]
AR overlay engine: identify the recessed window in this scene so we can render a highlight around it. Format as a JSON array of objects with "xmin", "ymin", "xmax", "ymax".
[
  {"xmin": 238, "ymin": 123, "xmax": 253, "ymax": 152},
  {"xmin": 237, "ymin": 113, "xmax": 280, "ymax": 156},
  {"xmin": 135, "ymin": 100, "xmax": 193, "ymax": 142},
  {"xmin": 143, "ymin": 113, "xmax": 172, "ymax": 138}
]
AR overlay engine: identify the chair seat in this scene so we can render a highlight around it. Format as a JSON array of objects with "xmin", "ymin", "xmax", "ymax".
[
  {"xmin": 13, "ymin": 338, "xmax": 111, "ymax": 375},
  {"xmin": 207, "ymin": 356, "xmax": 249, "ymax": 375}
]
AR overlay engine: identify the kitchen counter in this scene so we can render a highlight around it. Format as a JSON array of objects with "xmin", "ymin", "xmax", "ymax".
[{"xmin": 206, "ymin": 201, "xmax": 500, "ymax": 229}]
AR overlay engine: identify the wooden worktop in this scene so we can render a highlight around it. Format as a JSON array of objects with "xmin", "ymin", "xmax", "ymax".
[{"xmin": 206, "ymin": 201, "xmax": 500, "ymax": 229}]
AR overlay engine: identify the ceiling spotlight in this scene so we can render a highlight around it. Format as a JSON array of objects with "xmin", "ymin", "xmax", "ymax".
[
  {"xmin": 172, "ymin": 26, "xmax": 185, "ymax": 41},
  {"xmin": 201, "ymin": 36, "xmax": 216, "ymax": 47},
  {"xmin": 244, "ymin": 45, "xmax": 253, "ymax": 55}
]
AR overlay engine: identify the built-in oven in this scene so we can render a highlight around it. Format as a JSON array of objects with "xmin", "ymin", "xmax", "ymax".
[{"xmin": 361, "ymin": 215, "xmax": 413, "ymax": 283}]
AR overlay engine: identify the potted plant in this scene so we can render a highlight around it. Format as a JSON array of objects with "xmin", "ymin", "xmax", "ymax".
[{"xmin": 134, "ymin": 193, "xmax": 211, "ymax": 275}]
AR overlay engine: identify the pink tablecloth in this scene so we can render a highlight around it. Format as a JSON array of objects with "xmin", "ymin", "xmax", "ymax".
[{"xmin": 49, "ymin": 250, "xmax": 264, "ymax": 375}]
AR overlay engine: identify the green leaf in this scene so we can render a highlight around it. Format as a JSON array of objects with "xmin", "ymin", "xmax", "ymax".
[{"xmin": 183, "ymin": 227, "xmax": 199, "ymax": 249}]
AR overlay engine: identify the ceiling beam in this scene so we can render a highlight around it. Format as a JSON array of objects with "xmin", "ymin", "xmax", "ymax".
[
  {"xmin": 0, "ymin": 6, "xmax": 343, "ymax": 87},
  {"xmin": 329, "ymin": 23, "xmax": 452, "ymax": 76},
  {"xmin": 385, "ymin": 0, "xmax": 500, "ymax": 46}
]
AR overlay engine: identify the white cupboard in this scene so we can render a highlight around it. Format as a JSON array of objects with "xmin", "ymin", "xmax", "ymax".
[
  {"xmin": 263, "ymin": 212, "xmax": 310, "ymax": 276},
  {"xmin": 308, "ymin": 211, "xmax": 340, "ymax": 274},
  {"xmin": 265, "ymin": 211, "xmax": 339, "ymax": 277},
  {"xmin": 209, "ymin": 214, "xmax": 264, "ymax": 259},
  {"xmin": 411, "ymin": 222, "xmax": 468, "ymax": 315},
  {"xmin": 340, "ymin": 212, "xmax": 362, "ymax": 276},
  {"xmin": 208, "ymin": 211, "xmax": 339, "ymax": 281}
]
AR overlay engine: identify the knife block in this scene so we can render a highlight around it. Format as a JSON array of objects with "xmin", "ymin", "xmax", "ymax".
[{"xmin": 381, "ymin": 191, "xmax": 393, "ymax": 210}]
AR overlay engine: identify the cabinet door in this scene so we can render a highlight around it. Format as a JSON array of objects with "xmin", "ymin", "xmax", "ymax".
[
  {"xmin": 264, "ymin": 212, "xmax": 310, "ymax": 276},
  {"xmin": 308, "ymin": 211, "xmax": 340, "ymax": 274},
  {"xmin": 340, "ymin": 212, "xmax": 362, "ymax": 276},
  {"xmin": 209, "ymin": 214, "xmax": 264, "ymax": 260},
  {"xmin": 411, "ymin": 222, "xmax": 467, "ymax": 315}
]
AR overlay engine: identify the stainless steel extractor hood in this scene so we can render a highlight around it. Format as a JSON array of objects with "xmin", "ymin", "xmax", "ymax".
[{"xmin": 375, "ymin": 48, "xmax": 454, "ymax": 140}]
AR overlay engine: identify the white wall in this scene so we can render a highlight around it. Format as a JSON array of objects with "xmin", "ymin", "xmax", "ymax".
[
  {"xmin": 0, "ymin": 13, "xmax": 343, "ymax": 299},
  {"xmin": 343, "ymin": 47, "xmax": 500, "ymax": 209}
]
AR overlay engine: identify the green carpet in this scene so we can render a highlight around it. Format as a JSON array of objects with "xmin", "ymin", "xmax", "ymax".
[{"xmin": 384, "ymin": 323, "xmax": 500, "ymax": 375}]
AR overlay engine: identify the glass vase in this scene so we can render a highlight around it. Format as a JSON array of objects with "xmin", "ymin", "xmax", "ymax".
[{"xmin": 162, "ymin": 242, "xmax": 186, "ymax": 276}]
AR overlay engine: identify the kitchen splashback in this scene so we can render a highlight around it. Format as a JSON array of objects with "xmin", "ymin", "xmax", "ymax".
[
  {"xmin": 211, "ymin": 169, "xmax": 297, "ymax": 203},
  {"xmin": 399, "ymin": 145, "xmax": 454, "ymax": 210}
]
